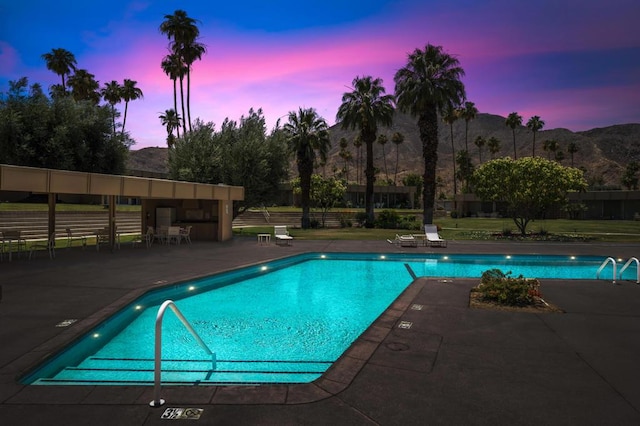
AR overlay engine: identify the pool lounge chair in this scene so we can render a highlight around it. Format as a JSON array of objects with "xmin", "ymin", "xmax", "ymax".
[
  {"xmin": 274, "ymin": 225, "xmax": 293, "ymax": 246},
  {"xmin": 424, "ymin": 225, "xmax": 447, "ymax": 247},
  {"xmin": 395, "ymin": 233, "xmax": 417, "ymax": 247}
]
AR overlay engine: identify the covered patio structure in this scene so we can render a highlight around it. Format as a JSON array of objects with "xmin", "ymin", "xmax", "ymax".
[{"xmin": 0, "ymin": 164, "xmax": 244, "ymax": 249}]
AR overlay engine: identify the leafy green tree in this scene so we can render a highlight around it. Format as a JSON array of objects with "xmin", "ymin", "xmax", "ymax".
[
  {"xmin": 487, "ymin": 136, "xmax": 501, "ymax": 159},
  {"xmin": 505, "ymin": 112, "xmax": 522, "ymax": 159},
  {"xmin": 67, "ymin": 69, "xmax": 101, "ymax": 104},
  {"xmin": 621, "ymin": 161, "xmax": 639, "ymax": 190},
  {"xmin": 337, "ymin": 76, "xmax": 395, "ymax": 226},
  {"xmin": 394, "ymin": 44, "xmax": 466, "ymax": 225},
  {"xmin": 473, "ymin": 157, "xmax": 587, "ymax": 235},
  {"xmin": 391, "ymin": 131, "xmax": 404, "ymax": 185},
  {"xmin": 526, "ymin": 115, "xmax": 545, "ymax": 157},
  {"xmin": 120, "ymin": 79, "xmax": 143, "ymax": 138},
  {"xmin": 41, "ymin": 48, "xmax": 77, "ymax": 93},
  {"xmin": 460, "ymin": 101, "xmax": 478, "ymax": 152},
  {"xmin": 338, "ymin": 137, "xmax": 351, "ymax": 182},
  {"xmin": 284, "ymin": 107, "xmax": 331, "ymax": 228},
  {"xmin": 291, "ymin": 174, "xmax": 347, "ymax": 227}
]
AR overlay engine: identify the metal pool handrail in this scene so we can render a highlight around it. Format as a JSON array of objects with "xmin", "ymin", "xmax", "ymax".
[
  {"xmin": 150, "ymin": 300, "xmax": 216, "ymax": 407},
  {"xmin": 619, "ymin": 257, "xmax": 640, "ymax": 284},
  {"xmin": 596, "ymin": 257, "xmax": 617, "ymax": 284}
]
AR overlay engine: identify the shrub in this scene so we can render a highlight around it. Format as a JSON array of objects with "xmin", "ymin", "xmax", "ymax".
[
  {"xmin": 475, "ymin": 269, "xmax": 541, "ymax": 306},
  {"xmin": 354, "ymin": 212, "xmax": 368, "ymax": 227},
  {"xmin": 375, "ymin": 209, "xmax": 401, "ymax": 229}
]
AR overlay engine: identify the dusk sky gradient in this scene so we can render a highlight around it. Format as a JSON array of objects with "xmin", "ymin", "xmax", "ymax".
[{"xmin": 2, "ymin": 0, "xmax": 639, "ymax": 149}]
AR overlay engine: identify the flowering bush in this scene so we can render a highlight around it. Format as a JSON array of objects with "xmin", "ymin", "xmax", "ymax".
[{"xmin": 474, "ymin": 269, "xmax": 542, "ymax": 307}]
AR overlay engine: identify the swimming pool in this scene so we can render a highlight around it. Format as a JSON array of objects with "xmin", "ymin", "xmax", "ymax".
[{"xmin": 22, "ymin": 253, "xmax": 634, "ymax": 386}]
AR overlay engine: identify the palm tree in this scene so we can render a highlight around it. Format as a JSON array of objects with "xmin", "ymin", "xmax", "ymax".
[
  {"xmin": 487, "ymin": 136, "xmax": 501, "ymax": 159},
  {"xmin": 159, "ymin": 109, "xmax": 181, "ymax": 147},
  {"xmin": 353, "ymin": 135, "xmax": 363, "ymax": 184},
  {"xmin": 161, "ymin": 53, "xmax": 186, "ymax": 137},
  {"xmin": 567, "ymin": 142, "xmax": 579, "ymax": 167},
  {"xmin": 505, "ymin": 112, "xmax": 522, "ymax": 159},
  {"xmin": 67, "ymin": 69, "xmax": 100, "ymax": 104},
  {"xmin": 460, "ymin": 101, "xmax": 478, "ymax": 152},
  {"xmin": 474, "ymin": 135, "xmax": 486, "ymax": 163},
  {"xmin": 283, "ymin": 107, "xmax": 331, "ymax": 229},
  {"xmin": 394, "ymin": 44, "xmax": 466, "ymax": 225},
  {"xmin": 543, "ymin": 139, "xmax": 559, "ymax": 160},
  {"xmin": 391, "ymin": 132, "xmax": 404, "ymax": 185},
  {"xmin": 101, "ymin": 80, "xmax": 122, "ymax": 136},
  {"xmin": 442, "ymin": 104, "xmax": 459, "ymax": 199},
  {"xmin": 526, "ymin": 115, "xmax": 545, "ymax": 157},
  {"xmin": 377, "ymin": 133, "xmax": 389, "ymax": 182},
  {"xmin": 120, "ymin": 79, "xmax": 143, "ymax": 138},
  {"xmin": 338, "ymin": 137, "xmax": 350, "ymax": 181},
  {"xmin": 336, "ymin": 76, "xmax": 395, "ymax": 225},
  {"xmin": 41, "ymin": 48, "xmax": 77, "ymax": 93},
  {"xmin": 160, "ymin": 10, "xmax": 204, "ymax": 134}
]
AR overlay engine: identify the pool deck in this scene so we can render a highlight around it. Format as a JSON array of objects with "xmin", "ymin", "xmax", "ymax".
[{"xmin": 1, "ymin": 237, "xmax": 640, "ymax": 425}]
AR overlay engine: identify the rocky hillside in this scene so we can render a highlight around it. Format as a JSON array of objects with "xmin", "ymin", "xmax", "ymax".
[{"xmin": 128, "ymin": 112, "xmax": 640, "ymax": 192}]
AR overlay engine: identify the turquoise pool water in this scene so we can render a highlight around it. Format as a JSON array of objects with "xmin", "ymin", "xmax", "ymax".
[{"xmin": 22, "ymin": 253, "xmax": 634, "ymax": 386}]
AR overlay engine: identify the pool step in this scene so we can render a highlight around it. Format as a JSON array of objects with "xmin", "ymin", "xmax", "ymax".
[{"xmin": 33, "ymin": 357, "xmax": 332, "ymax": 385}]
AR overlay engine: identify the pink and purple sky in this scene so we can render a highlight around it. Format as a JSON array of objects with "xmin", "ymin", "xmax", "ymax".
[{"xmin": 1, "ymin": 0, "xmax": 639, "ymax": 149}]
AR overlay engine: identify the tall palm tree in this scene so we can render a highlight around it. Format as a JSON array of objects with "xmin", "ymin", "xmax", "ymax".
[
  {"xmin": 460, "ymin": 101, "xmax": 478, "ymax": 152},
  {"xmin": 159, "ymin": 10, "xmax": 204, "ymax": 134},
  {"xmin": 120, "ymin": 79, "xmax": 143, "ymax": 138},
  {"xmin": 394, "ymin": 44, "xmax": 466, "ymax": 225},
  {"xmin": 377, "ymin": 133, "xmax": 389, "ymax": 182},
  {"xmin": 159, "ymin": 109, "xmax": 181, "ymax": 148},
  {"xmin": 391, "ymin": 131, "xmax": 404, "ymax": 185},
  {"xmin": 161, "ymin": 53, "xmax": 187, "ymax": 138},
  {"xmin": 336, "ymin": 76, "xmax": 395, "ymax": 225},
  {"xmin": 283, "ymin": 107, "xmax": 331, "ymax": 229},
  {"xmin": 101, "ymin": 80, "xmax": 122, "ymax": 136},
  {"xmin": 526, "ymin": 115, "xmax": 545, "ymax": 157},
  {"xmin": 487, "ymin": 136, "xmax": 501, "ymax": 159},
  {"xmin": 442, "ymin": 104, "xmax": 459, "ymax": 199},
  {"xmin": 505, "ymin": 112, "xmax": 522, "ymax": 159},
  {"xmin": 474, "ymin": 135, "xmax": 486, "ymax": 163},
  {"xmin": 543, "ymin": 139, "xmax": 559, "ymax": 160},
  {"xmin": 567, "ymin": 141, "xmax": 579, "ymax": 167},
  {"xmin": 41, "ymin": 48, "xmax": 77, "ymax": 93},
  {"xmin": 67, "ymin": 69, "xmax": 100, "ymax": 104}
]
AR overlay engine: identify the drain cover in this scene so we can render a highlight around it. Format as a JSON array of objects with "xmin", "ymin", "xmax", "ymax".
[
  {"xmin": 410, "ymin": 304, "xmax": 424, "ymax": 310},
  {"xmin": 161, "ymin": 408, "xmax": 203, "ymax": 420},
  {"xmin": 55, "ymin": 319, "xmax": 77, "ymax": 327},
  {"xmin": 386, "ymin": 342, "xmax": 410, "ymax": 351},
  {"xmin": 398, "ymin": 321, "xmax": 413, "ymax": 329}
]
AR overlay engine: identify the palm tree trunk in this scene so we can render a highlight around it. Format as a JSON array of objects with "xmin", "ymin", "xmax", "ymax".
[
  {"xmin": 394, "ymin": 146, "xmax": 399, "ymax": 185},
  {"xmin": 121, "ymin": 102, "xmax": 129, "ymax": 137},
  {"xmin": 419, "ymin": 109, "xmax": 439, "ymax": 225},
  {"xmin": 186, "ymin": 69, "xmax": 192, "ymax": 133},
  {"xmin": 299, "ymin": 158, "xmax": 312, "ymax": 229},
  {"xmin": 364, "ymin": 133, "xmax": 375, "ymax": 226},
  {"xmin": 512, "ymin": 130, "xmax": 517, "ymax": 159},
  {"xmin": 173, "ymin": 79, "xmax": 180, "ymax": 138},
  {"xmin": 179, "ymin": 76, "xmax": 187, "ymax": 134},
  {"xmin": 450, "ymin": 123, "xmax": 457, "ymax": 213}
]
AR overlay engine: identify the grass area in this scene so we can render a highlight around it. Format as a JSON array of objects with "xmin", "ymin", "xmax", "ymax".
[{"xmin": 235, "ymin": 216, "xmax": 640, "ymax": 242}]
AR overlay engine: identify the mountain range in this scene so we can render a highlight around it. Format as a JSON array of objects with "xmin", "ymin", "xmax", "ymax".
[{"xmin": 128, "ymin": 112, "xmax": 640, "ymax": 193}]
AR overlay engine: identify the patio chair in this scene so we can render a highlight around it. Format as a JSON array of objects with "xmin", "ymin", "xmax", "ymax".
[
  {"xmin": 274, "ymin": 225, "xmax": 293, "ymax": 246},
  {"xmin": 29, "ymin": 232, "xmax": 56, "ymax": 260},
  {"xmin": 424, "ymin": 225, "xmax": 447, "ymax": 247},
  {"xmin": 179, "ymin": 225, "xmax": 192, "ymax": 244},
  {"xmin": 167, "ymin": 226, "xmax": 181, "ymax": 245},
  {"xmin": 66, "ymin": 227, "xmax": 87, "ymax": 249},
  {"xmin": 395, "ymin": 233, "xmax": 418, "ymax": 247}
]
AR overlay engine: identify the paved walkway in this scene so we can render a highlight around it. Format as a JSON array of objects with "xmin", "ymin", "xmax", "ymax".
[{"xmin": 1, "ymin": 238, "xmax": 639, "ymax": 425}]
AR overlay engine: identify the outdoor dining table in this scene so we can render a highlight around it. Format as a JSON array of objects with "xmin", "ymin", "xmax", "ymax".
[{"xmin": 1, "ymin": 230, "xmax": 26, "ymax": 262}]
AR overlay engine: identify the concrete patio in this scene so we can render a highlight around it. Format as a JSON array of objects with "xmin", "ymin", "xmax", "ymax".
[{"xmin": 1, "ymin": 237, "xmax": 639, "ymax": 425}]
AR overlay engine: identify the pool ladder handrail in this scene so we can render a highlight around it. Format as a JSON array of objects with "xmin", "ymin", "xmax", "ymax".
[
  {"xmin": 596, "ymin": 257, "xmax": 617, "ymax": 284},
  {"xmin": 150, "ymin": 300, "xmax": 216, "ymax": 407},
  {"xmin": 618, "ymin": 257, "xmax": 640, "ymax": 284}
]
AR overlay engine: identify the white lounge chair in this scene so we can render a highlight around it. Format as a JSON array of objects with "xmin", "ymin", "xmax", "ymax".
[
  {"xmin": 274, "ymin": 226, "xmax": 293, "ymax": 246},
  {"xmin": 395, "ymin": 233, "xmax": 417, "ymax": 247},
  {"xmin": 424, "ymin": 225, "xmax": 447, "ymax": 247}
]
